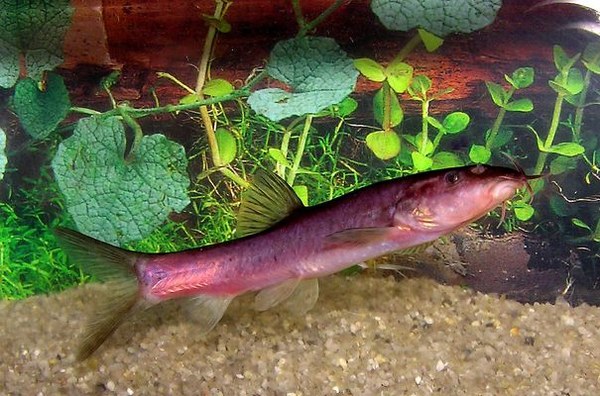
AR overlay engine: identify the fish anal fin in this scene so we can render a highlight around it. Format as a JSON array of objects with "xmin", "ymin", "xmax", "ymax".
[
  {"xmin": 183, "ymin": 295, "xmax": 234, "ymax": 334},
  {"xmin": 236, "ymin": 169, "xmax": 304, "ymax": 238},
  {"xmin": 254, "ymin": 279, "xmax": 300, "ymax": 311},
  {"xmin": 280, "ymin": 279, "xmax": 319, "ymax": 315}
]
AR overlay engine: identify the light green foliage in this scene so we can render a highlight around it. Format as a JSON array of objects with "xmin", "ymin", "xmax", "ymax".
[
  {"xmin": 0, "ymin": 126, "xmax": 6, "ymax": 180},
  {"xmin": 353, "ymin": 58, "xmax": 386, "ymax": 82},
  {"xmin": 51, "ymin": 116, "xmax": 191, "ymax": 246},
  {"xmin": 513, "ymin": 201, "xmax": 534, "ymax": 221},
  {"xmin": 582, "ymin": 42, "xmax": 600, "ymax": 74},
  {"xmin": 418, "ymin": 29, "xmax": 444, "ymax": 52},
  {"xmin": 373, "ymin": 87, "xmax": 403, "ymax": 127},
  {"xmin": 528, "ymin": 126, "xmax": 585, "ymax": 157},
  {"xmin": 366, "ymin": 130, "xmax": 401, "ymax": 160},
  {"xmin": 411, "ymin": 151, "xmax": 433, "ymax": 171},
  {"xmin": 385, "ymin": 60, "xmax": 413, "ymax": 93},
  {"xmin": 469, "ymin": 144, "xmax": 491, "ymax": 164},
  {"xmin": 431, "ymin": 152, "xmax": 464, "ymax": 169},
  {"xmin": 203, "ymin": 79, "xmax": 234, "ymax": 97},
  {"xmin": 214, "ymin": 127, "xmax": 237, "ymax": 165},
  {"xmin": 505, "ymin": 67, "xmax": 534, "ymax": 90},
  {"xmin": 0, "ymin": 0, "xmax": 73, "ymax": 88},
  {"xmin": 432, "ymin": 112, "xmax": 470, "ymax": 134},
  {"xmin": 248, "ymin": 36, "xmax": 358, "ymax": 121},
  {"xmin": 370, "ymin": 0, "xmax": 502, "ymax": 37},
  {"xmin": 13, "ymin": 73, "xmax": 70, "ymax": 139}
]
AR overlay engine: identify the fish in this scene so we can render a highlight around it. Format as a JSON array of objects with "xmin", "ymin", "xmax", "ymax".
[{"xmin": 55, "ymin": 164, "xmax": 532, "ymax": 360}]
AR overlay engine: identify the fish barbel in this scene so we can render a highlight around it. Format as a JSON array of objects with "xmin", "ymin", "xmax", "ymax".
[{"xmin": 55, "ymin": 164, "xmax": 531, "ymax": 360}]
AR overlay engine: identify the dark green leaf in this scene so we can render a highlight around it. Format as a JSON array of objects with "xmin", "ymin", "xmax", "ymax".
[
  {"xmin": 13, "ymin": 73, "xmax": 70, "ymax": 139},
  {"xmin": 0, "ymin": 0, "xmax": 73, "ymax": 88},
  {"xmin": 334, "ymin": 97, "xmax": 358, "ymax": 117},
  {"xmin": 371, "ymin": 0, "xmax": 502, "ymax": 37},
  {"xmin": 373, "ymin": 87, "xmax": 403, "ymax": 128},
  {"xmin": 549, "ymin": 156, "xmax": 577, "ymax": 175},
  {"xmin": 51, "ymin": 117, "xmax": 190, "ymax": 246},
  {"xmin": 488, "ymin": 128, "xmax": 513, "ymax": 149},
  {"xmin": 354, "ymin": 58, "xmax": 386, "ymax": 82},
  {"xmin": 549, "ymin": 195, "xmax": 575, "ymax": 217},
  {"xmin": 0, "ymin": 126, "xmax": 6, "ymax": 181},
  {"xmin": 553, "ymin": 45, "xmax": 579, "ymax": 73},
  {"xmin": 432, "ymin": 151, "xmax": 464, "ymax": 169},
  {"xmin": 366, "ymin": 130, "xmax": 401, "ymax": 160},
  {"xmin": 582, "ymin": 42, "xmax": 600, "ymax": 75},
  {"xmin": 248, "ymin": 37, "xmax": 358, "ymax": 121}
]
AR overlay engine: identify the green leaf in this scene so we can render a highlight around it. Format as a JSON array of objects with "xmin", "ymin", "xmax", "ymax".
[
  {"xmin": 426, "ymin": 116, "xmax": 443, "ymax": 130},
  {"xmin": 371, "ymin": 0, "xmax": 502, "ymax": 37},
  {"xmin": 582, "ymin": 42, "xmax": 600, "ymax": 74},
  {"xmin": 469, "ymin": 144, "xmax": 491, "ymax": 164},
  {"xmin": 179, "ymin": 93, "xmax": 200, "ymax": 105},
  {"xmin": 485, "ymin": 81, "xmax": 507, "ymax": 107},
  {"xmin": 51, "ymin": 117, "xmax": 190, "ymax": 246},
  {"xmin": 215, "ymin": 128, "xmax": 237, "ymax": 165},
  {"xmin": 411, "ymin": 151, "xmax": 433, "ymax": 171},
  {"xmin": 442, "ymin": 112, "xmax": 470, "ymax": 134},
  {"xmin": 385, "ymin": 60, "xmax": 413, "ymax": 93},
  {"xmin": 293, "ymin": 185, "xmax": 308, "ymax": 206},
  {"xmin": 366, "ymin": 130, "xmax": 401, "ymax": 160},
  {"xmin": 513, "ymin": 201, "xmax": 534, "ymax": 221},
  {"xmin": 333, "ymin": 97, "xmax": 358, "ymax": 117},
  {"xmin": 549, "ymin": 195, "xmax": 575, "ymax": 217},
  {"xmin": 553, "ymin": 45, "xmax": 579, "ymax": 73},
  {"xmin": 504, "ymin": 98, "xmax": 533, "ymax": 112},
  {"xmin": 201, "ymin": 15, "xmax": 231, "ymax": 33},
  {"xmin": 373, "ymin": 87, "xmax": 403, "ymax": 128},
  {"xmin": 248, "ymin": 37, "xmax": 358, "ymax": 121},
  {"xmin": 549, "ymin": 68, "xmax": 584, "ymax": 96},
  {"xmin": 487, "ymin": 128, "xmax": 513, "ymax": 149},
  {"xmin": 549, "ymin": 156, "xmax": 577, "ymax": 175},
  {"xmin": 432, "ymin": 151, "xmax": 464, "ymax": 169},
  {"xmin": 353, "ymin": 58, "xmax": 386, "ymax": 82},
  {"xmin": 0, "ymin": 126, "xmax": 6, "ymax": 181},
  {"xmin": 546, "ymin": 142, "xmax": 585, "ymax": 157},
  {"xmin": 202, "ymin": 79, "xmax": 234, "ymax": 97},
  {"xmin": 505, "ymin": 67, "xmax": 534, "ymax": 89},
  {"xmin": 408, "ymin": 75, "xmax": 431, "ymax": 100},
  {"xmin": 268, "ymin": 148, "xmax": 290, "ymax": 167},
  {"xmin": 13, "ymin": 73, "xmax": 70, "ymax": 139},
  {"xmin": 0, "ymin": 0, "xmax": 74, "ymax": 88},
  {"xmin": 417, "ymin": 29, "xmax": 444, "ymax": 52},
  {"xmin": 415, "ymin": 133, "xmax": 434, "ymax": 155},
  {"xmin": 571, "ymin": 218, "xmax": 592, "ymax": 231}
]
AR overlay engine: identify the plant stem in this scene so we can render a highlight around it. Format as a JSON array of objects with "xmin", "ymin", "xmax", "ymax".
[
  {"xmin": 157, "ymin": 72, "xmax": 195, "ymax": 93},
  {"xmin": 534, "ymin": 93, "xmax": 565, "ymax": 174},
  {"xmin": 383, "ymin": 81, "xmax": 392, "ymax": 132},
  {"xmin": 291, "ymin": 0, "xmax": 306, "ymax": 31},
  {"xmin": 419, "ymin": 99, "xmax": 430, "ymax": 154},
  {"xmin": 278, "ymin": 117, "xmax": 304, "ymax": 178},
  {"xmin": 486, "ymin": 87, "xmax": 514, "ymax": 150},
  {"xmin": 118, "ymin": 105, "xmax": 143, "ymax": 160},
  {"xmin": 573, "ymin": 68, "xmax": 591, "ymax": 141},
  {"xmin": 70, "ymin": 107, "xmax": 101, "ymax": 116},
  {"xmin": 392, "ymin": 33, "xmax": 423, "ymax": 64},
  {"xmin": 299, "ymin": 0, "xmax": 345, "ymax": 36},
  {"xmin": 288, "ymin": 115, "xmax": 313, "ymax": 186}
]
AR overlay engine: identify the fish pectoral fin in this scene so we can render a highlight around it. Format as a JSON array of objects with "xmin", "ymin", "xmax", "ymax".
[
  {"xmin": 183, "ymin": 295, "xmax": 234, "ymax": 334},
  {"xmin": 280, "ymin": 279, "xmax": 319, "ymax": 315},
  {"xmin": 254, "ymin": 279, "xmax": 300, "ymax": 311},
  {"xmin": 323, "ymin": 227, "xmax": 400, "ymax": 248}
]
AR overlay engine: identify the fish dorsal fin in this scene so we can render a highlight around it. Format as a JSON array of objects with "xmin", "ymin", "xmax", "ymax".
[{"xmin": 236, "ymin": 169, "xmax": 304, "ymax": 238}]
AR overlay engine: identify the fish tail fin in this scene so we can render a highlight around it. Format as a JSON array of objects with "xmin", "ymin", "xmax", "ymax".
[{"xmin": 54, "ymin": 227, "xmax": 152, "ymax": 361}]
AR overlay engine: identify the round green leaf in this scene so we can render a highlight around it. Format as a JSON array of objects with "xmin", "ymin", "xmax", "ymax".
[
  {"xmin": 504, "ymin": 98, "xmax": 533, "ymax": 112},
  {"xmin": 353, "ymin": 58, "xmax": 386, "ymax": 82},
  {"xmin": 373, "ymin": 87, "xmax": 403, "ymax": 128},
  {"xmin": 485, "ymin": 81, "xmax": 507, "ymax": 107},
  {"xmin": 513, "ymin": 201, "xmax": 534, "ymax": 221},
  {"xmin": 334, "ymin": 97, "xmax": 358, "ymax": 118},
  {"xmin": 13, "ymin": 73, "xmax": 70, "ymax": 139},
  {"xmin": 415, "ymin": 133, "xmax": 434, "ymax": 155},
  {"xmin": 248, "ymin": 37, "xmax": 358, "ymax": 121},
  {"xmin": 203, "ymin": 79, "xmax": 234, "ymax": 97},
  {"xmin": 371, "ymin": 0, "xmax": 502, "ymax": 37},
  {"xmin": 411, "ymin": 151, "xmax": 433, "ymax": 171},
  {"xmin": 366, "ymin": 130, "xmax": 401, "ymax": 160},
  {"xmin": 469, "ymin": 144, "xmax": 491, "ymax": 164},
  {"xmin": 505, "ymin": 67, "xmax": 534, "ymax": 89},
  {"xmin": 52, "ymin": 116, "xmax": 190, "ymax": 246},
  {"xmin": 582, "ymin": 42, "xmax": 600, "ymax": 74},
  {"xmin": 215, "ymin": 128, "xmax": 237, "ymax": 165},
  {"xmin": 268, "ymin": 148, "xmax": 290, "ymax": 167},
  {"xmin": 385, "ymin": 61, "xmax": 413, "ymax": 93},
  {"xmin": 442, "ymin": 112, "xmax": 470, "ymax": 134},
  {"xmin": 549, "ymin": 156, "xmax": 577, "ymax": 175},
  {"xmin": 547, "ymin": 142, "xmax": 585, "ymax": 157},
  {"xmin": 408, "ymin": 75, "xmax": 431, "ymax": 99}
]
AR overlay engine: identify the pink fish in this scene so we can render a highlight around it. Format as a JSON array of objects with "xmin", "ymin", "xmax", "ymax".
[{"xmin": 56, "ymin": 165, "xmax": 531, "ymax": 360}]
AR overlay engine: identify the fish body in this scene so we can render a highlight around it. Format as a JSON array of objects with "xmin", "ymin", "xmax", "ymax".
[{"xmin": 56, "ymin": 165, "xmax": 530, "ymax": 359}]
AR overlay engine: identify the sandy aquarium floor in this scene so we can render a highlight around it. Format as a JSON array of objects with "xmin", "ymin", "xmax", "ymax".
[{"xmin": 1, "ymin": 274, "xmax": 599, "ymax": 396}]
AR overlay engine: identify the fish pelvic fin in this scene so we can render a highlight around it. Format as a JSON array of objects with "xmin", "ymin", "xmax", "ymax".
[
  {"xmin": 54, "ymin": 227, "xmax": 152, "ymax": 361},
  {"xmin": 254, "ymin": 278, "xmax": 319, "ymax": 314}
]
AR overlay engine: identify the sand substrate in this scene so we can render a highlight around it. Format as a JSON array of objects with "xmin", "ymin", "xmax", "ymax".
[{"xmin": 1, "ymin": 275, "xmax": 599, "ymax": 395}]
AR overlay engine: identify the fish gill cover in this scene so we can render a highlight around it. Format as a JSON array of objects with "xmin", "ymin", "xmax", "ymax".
[
  {"xmin": 51, "ymin": 117, "xmax": 191, "ymax": 246},
  {"xmin": 0, "ymin": 0, "xmax": 73, "ymax": 88},
  {"xmin": 370, "ymin": 0, "xmax": 503, "ymax": 37},
  {"xmin": 248, "ymin": 36, "xmax": 359, "ymax": 121}
]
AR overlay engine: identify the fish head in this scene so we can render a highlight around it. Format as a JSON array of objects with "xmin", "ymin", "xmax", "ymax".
[{"xmin": 394, "ymin": 165, "xmax": 530, "ymax": 235}]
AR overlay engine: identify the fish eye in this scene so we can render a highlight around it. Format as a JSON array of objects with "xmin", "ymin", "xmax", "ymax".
[{"xmin": 444, "ymin": 171, "xmax": 460, "ymax": 185}]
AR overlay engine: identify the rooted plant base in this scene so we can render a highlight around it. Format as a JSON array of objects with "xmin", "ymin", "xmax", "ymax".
[{"xmin": 1, "ymin": 273, "xmax": 598, "ymax": 394}]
